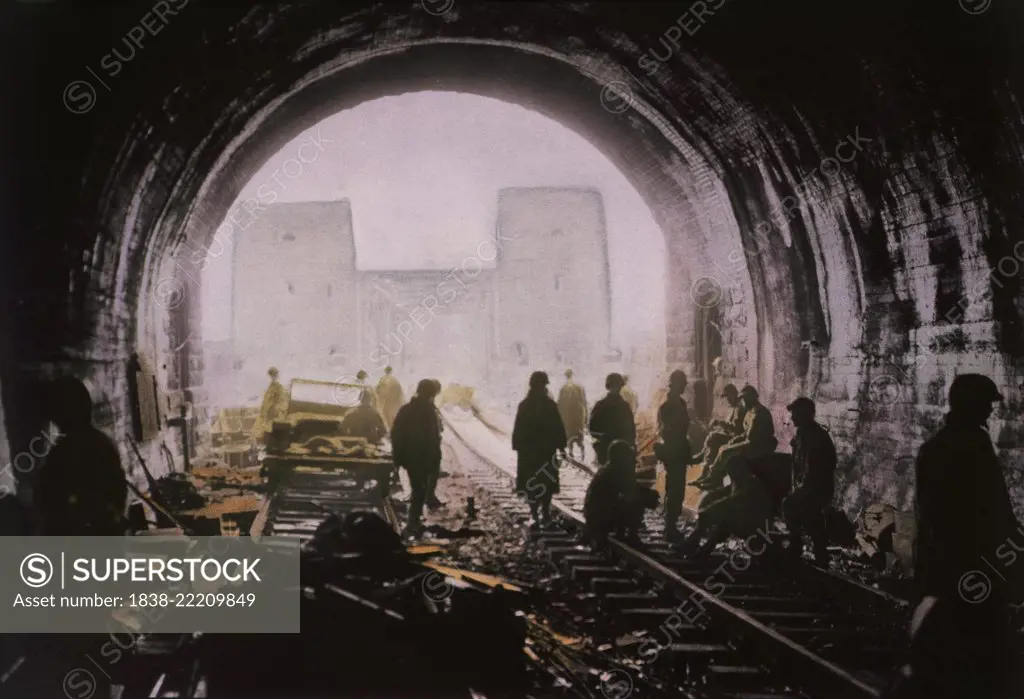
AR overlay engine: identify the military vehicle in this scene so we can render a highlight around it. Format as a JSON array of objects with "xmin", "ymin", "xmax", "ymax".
[{"xmin": 260, "ymin": 378, "xmax": 395, "ymax": 500}]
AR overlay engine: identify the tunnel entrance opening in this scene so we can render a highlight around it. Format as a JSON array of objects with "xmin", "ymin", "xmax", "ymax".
[
  {"xmin": 115, "ymin": 37, "xmax": 765, "ymax": 495},
  {"xmin": 192, "ymin": 90, "xmax": 674, "ymax": 425}
]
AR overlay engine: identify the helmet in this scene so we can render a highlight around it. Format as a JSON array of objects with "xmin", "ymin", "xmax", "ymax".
[
  {"xmin": 739, "ymin": 385, "xmax": 759, "ymax": 400},
  {"xmin": 417, "ymin": 379, "xmax": 439, "ymax": 398},
  {"xmin": 949, "ymin": 374, "xmax": 1002, "ymax": 411},
  {"xmin": 786, "ymin": 396, "xmax": 816, "ymax": 416}
]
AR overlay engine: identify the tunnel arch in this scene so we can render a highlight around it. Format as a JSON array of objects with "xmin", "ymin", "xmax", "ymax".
[
  {"xmin": 143, "ymin": 39, "xmax": 763, "ymax": 393},
  {"xmin": 9, "ymin": 0, "xmax": 1024, "ymax": 515}
]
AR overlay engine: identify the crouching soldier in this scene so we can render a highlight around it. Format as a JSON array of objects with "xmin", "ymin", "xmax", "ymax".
[
  {"xmin": 390, "ymin": 379, "xmax": 442, "ymax": 537},
  {"xmin": 781, "ymin": 397, "xmax": 836, "ymax": 565},
  {"xmin": 584, "ymin": 440, "xmax": 648, "ymax": 546}
]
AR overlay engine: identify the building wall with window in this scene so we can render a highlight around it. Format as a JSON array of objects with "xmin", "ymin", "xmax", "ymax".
[
  {"xmin": 493, "ymin": 187, "xmax": 612, "ymax": 372},
  {"xmin": 228, "ymin": 190, "xmax": 611, "ymax": 402},
  {"xmin": 231, "ymin": 200, "xmax": 360, "ymax": 395}
]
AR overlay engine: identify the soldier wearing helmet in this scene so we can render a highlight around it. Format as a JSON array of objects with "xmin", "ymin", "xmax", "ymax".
[
  {"xmin": 355, "ymin": 369, "xmax": 380, "ymax": 414},
  {"xmin": 376, "ymin": 366, "xmax": 405, "ymax": 430},
  {"xmin": 512, "ymin": 371, "xmax": 567, "ymax": 528},
  {"xmin": 692, "ymin": 383, "xmax": 746, "ymax": 466},
  {"xmin": 390, "ymin": 378, "xmax": 443, "ymax": 536},
  {"xmin": 656, "ymin": 370, "xmax": 693, "ymax": 540},
  {"xmin": 557, "ymin": 369, "xmax": 589, "ymax": 461},
  {"xmin": 781, "ymin": 397, "xmax": 836, "ymax": 564},
  {"xmin": 254, "ymin": 366, "xmax": 289, "ymax": 444},
  {"xmin": 588, "ymin": 373, "xmax": 636, "ymax": 466},
  {"xmin": 35, "ymin": 377, "xmax": 126, "ymax": 535},
  {"xmin": 692, "ymin": 384, "xmax": 777, "ymax": 491},
  {"xmin": 904, "ymin": 374, "xmax": 1021, "ymax": 697}
]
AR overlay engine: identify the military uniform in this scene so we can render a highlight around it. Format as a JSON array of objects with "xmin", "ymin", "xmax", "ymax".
[
  {"xmin": 696, "ymin": 402, "xmax": 746, "ymax": 465},
  {"xmin": 557, "ymin": 380, "xmax": 588, "ymax": 458},
  {"xmin": 36, "ymin": 428, "xmax": 127, "ymax": 535},
  {"xmin": 584, "ymin": 458, "xmax": 641, "ymax": 543},
  {"xmin": 254, "ymin": 379, "xmax": 289, "ymax": 441},
  {"xmin": 390, "ymin": 396, "xmax": 442, "ymax": 531},
  {"xmin": 782, "ymin": 421, "xmax": 836, "ymax": 558},
  {"xmin": 908, "ymin": 412, "xmax": 1020, "ymax": 697},
  {"xmin": 376, "ymin": 374, "xmax": 405, "ymax": 429},
  {"xmin": 701, "ymin": 402, "xmax": 776, "ymax": 487},
  {"xmin": 589, "ymin": 393, "xmax": 636, "ymax": 465},
  {"xmin": 340, "ymin": 405, "xmax": 388, "ymax": 445},
  {"xmin": 512, "ymin": 388, "xmax": 567, "ymax": 517},
  {"xmin": 657, "ymin": 393, "xmax": 692, "ymax": 534}
]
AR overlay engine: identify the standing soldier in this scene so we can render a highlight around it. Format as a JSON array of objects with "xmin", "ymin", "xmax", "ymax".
[
  {"xmin": 35, "ymin": 377, "xmax": 127, "ymax": 535},
  {"xmin": 425, "ymin": 378, "xmax": 446, "ymax": 511},
  {"xmin": 390, "ymin": 379, "xmax": 443, "ymax": 537},
  {"xmin": 589, "ymin": 373, "xmax": 636, "ymax": 466},
  {"xmin": 512, "ymin": 372, "xmax": 567, "ymax": 528},
  {"xmin": 254, "ymin": 367, "xmax": 289, "ymax": 444},
  {"xmin": 900, "ymin": 374, "xmax": 1021, "ymax": 698},
  {"xmin": 376, "ymin": 366, "xmax": 405, "ymax": 430},
  {"xmin": 656, "ymin": 370, "xmax": 692, "ymax": 541},
  {"xmin": 557, "ymin": 369, "xmax": 588, "ymax": 461},
  {"xmin": 781, "ymin": 397, "xmax": 836, "ymax": 564},
  {"xmin": 356, "ymin": 370, "xmax": 380, "ymax": 413},
  {"xmin": 621, "ymin": 375, "xmax": 639, "ymax": 415}
]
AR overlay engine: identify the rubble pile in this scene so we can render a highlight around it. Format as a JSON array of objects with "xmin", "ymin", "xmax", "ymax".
[
  {"xmin": 831, "ymin": 504, "xmax": 915, "ymax": 599},
  {"xmin": 202, "ymin": 510, "xmax": 530, "ymax": 696},
  {"xmin": 150, "ymin": 472, "xmax": 205, "ymax": 511},
  {"xmin": 189, "ymin": 462, "xmax": 264, "ymax": 490}
]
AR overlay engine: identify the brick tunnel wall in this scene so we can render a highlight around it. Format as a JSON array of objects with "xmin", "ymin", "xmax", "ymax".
[{"xmin": 4, "ymin": 0, "xmax": 1024, "ymax": 519}]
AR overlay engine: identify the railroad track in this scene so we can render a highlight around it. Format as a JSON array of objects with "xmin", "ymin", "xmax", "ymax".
[
  {"xmin": 441, "ymin": 407, "xmax": 910, "ymax": 699},
  {"xmin": 112, "ymin": 464, "xmax": 400, "ymax": 698},
  {"xmin": 250, "ymin": 466, "xmax": 399, "ymax": 540}
]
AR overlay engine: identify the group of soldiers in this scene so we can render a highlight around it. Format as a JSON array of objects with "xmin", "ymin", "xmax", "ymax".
[
  {"xmin": 513, "ymin": 367, "xmax": 837, "ymax": 564},
  {"xmin": 20, "ymin": 363, "xmax": 1022, "ymax": 697},
  {"xmin": 516, "ymin": 368, "xmax": 1023, "ymax": 697}
]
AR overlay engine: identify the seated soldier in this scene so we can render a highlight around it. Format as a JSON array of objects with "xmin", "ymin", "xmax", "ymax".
[
  {"xmin": 677, "ymin": 455, "xmax": 775, "ymax": 559},
  {"xmin": 782, "ymin": 397, "xmax": 837, "ymax": 564},
  {"xmin": 584, "ymin": 440, "xmax": 645, "ymax": 546},
  {"xmin": 340, "ymin": 390, "xmax": 388, "ymax": 445},
  {"xmin": 692, "ymin": 385, "xmax": 777, "ymax": 490},
  {"xmin": 692, "ymin": 384, "xmax": 745, "ymax": 465}
]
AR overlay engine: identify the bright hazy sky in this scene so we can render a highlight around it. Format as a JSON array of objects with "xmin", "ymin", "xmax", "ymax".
[{"xmin": 201, "ymin": 91, "xmax": 665, "ymax": 350}]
